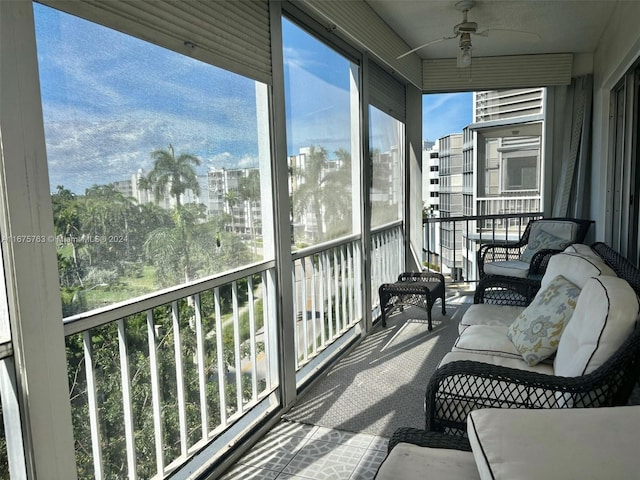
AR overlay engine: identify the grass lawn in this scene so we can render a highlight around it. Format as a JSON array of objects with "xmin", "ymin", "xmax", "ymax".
[{"xmin": 83, "ymin": 265, "xmax": 158, "ymax": 309}]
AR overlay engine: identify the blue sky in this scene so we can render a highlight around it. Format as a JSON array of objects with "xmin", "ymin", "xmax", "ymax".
[
  {"xmin": 34, "ymin": 4, "xmax": 472, "ymax": 194},
  {"xmin": 423, "ymin": 92, "xmax": 473, "ymax": 143}
]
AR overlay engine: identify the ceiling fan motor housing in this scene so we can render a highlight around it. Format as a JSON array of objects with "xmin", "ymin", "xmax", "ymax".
[{"xmin": 454, "ymin": 21, "xmax": 478, "ymax": 35}]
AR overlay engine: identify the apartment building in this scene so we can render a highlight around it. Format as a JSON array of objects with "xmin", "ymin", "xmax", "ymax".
[{"xmin": 435, "ymin": 88, "xmax": 545, "ymax": 281}]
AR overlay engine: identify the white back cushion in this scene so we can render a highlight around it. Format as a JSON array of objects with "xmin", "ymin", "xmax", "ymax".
[
  {"xmin": 563, "ymin": 243, "xmax": 600, "ymax": 260},
  {"xmin": 541, "ymin": 252, "xmax": 616, "ymax": 290},
  {"xmin": 554, "ymin": 275, "xmax": 640, "ymax": 377}
]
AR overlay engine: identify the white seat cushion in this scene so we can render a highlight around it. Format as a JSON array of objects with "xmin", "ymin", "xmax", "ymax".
[
  {"xmin": 459, "ymin": 304, "xmax": 525, "ymax": 333},
  {"xmin": 554, "ymin": 275, "xmax": 640, "ymax": 377},
  {"xmin": 483, "ymin": 260, "xmax": 530, "ymax": 278},
  {"xmin": 439, "ymin": 351, "xmax": 554, "ymax": 375},
  {"xmin": 453, "ymin": 325, "xmax": 522, "ymax": 359},
  {"xmin": 467, "ymin": 406, "xmax": 640, "ymax": 480},
  {"xmin": 436, "ymin": 351, "xmax": 555, "ymax": 422},
  {"xmin": 541, "ymin": 251, "xmax": 616, "ymax": 289},
  {"xmin": 375, "ymin": 443, "xmax": 479, "ymax": 480}
]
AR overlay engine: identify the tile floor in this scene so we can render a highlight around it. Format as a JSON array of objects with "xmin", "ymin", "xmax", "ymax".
[{"xmin": 219, "ymin": 420, "xmax": 388, "ymax": 479}]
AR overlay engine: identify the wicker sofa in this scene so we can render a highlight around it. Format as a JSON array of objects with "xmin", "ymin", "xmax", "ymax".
[
  {"xmin": 374, "ymin": 242, "xmax": 640, "ymax": 479},
  {"xmin": 427, "ymin": 242, "xmax": 640, "ymax": 436},
  {"xmin": 375, "ymin": 406, "xmax": 640, "ymax": 480}
]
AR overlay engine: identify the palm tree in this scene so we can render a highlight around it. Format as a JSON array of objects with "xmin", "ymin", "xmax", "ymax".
[
  {"xmin": 51, "ymin": 185, "xmax": 83, "ymax": 285},
  {"xmin": 290, "ymin": 145, "xmax": 328, "ymax": 242},
  {"xmin": 138, "ymin": 145, "xmax": 202, "ymax": 284},
  {"xmin": 238, "ymin": 169, "xmax": 261, "ymax": 256},
  {"xmin": 223, "ymin": 189, "xmax": 239, "ymax": 233},
  {"xmin": 139, "ymin": 144, "xmax": 201, "ymax": 208}
]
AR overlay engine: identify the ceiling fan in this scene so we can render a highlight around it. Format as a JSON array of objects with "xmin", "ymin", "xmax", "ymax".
[{"xmin": 397, "ymin": 0, "xmax": 540, "ymax": 68}]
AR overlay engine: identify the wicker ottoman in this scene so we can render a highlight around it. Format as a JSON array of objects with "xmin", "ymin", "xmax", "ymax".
[{"xmin": 378, "ymin": 271, "xmax": 446, "ymax": 330}]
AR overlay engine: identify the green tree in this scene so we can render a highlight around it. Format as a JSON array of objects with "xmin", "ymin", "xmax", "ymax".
[
  {"xmin": 139, "ymin": 145, "xmax": 202, "ymax": 284},
  {"xmin": 139, "ymin": 144, "xmax": 201, "ymax": 208},
  {"xmin": 223, "ymin": 189, "xmax": 239, "ymax": 233},
  {"xmin": 238, "ymin": 169, "xmax": 261, "ymax": 257},
  {"xmin": 323, "ymin": 148, "xmax": 352, "ymax": 238},
  {"xmin": 291, "ymin": 145, "xmax": 328, "ymax": 243},
  {"xmin": 51, "ymin": 185, "xmax": 83, "ymax": 284}
]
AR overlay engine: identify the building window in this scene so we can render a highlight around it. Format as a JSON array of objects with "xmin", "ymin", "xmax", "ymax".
[{"xmin": 502, "ymin": 154, "xmax": 538, "ymax": 191}]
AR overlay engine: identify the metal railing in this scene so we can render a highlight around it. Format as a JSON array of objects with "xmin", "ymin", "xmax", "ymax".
[
  {"xmin": 60, "ymin": 225, "xmax": 406, "ymax": 478},
  {"xmin": 63, "ymin": 262, "xmax": 279, "ymax": 479},
  {"xmin": 370, "ymin": 222, "xmax": 404, "ymax": 312},
  {"xmin": 423, "ymin": 212, "xmax": 544, "ymax": 282},
  {"xmin": 291, "ymin": 235, "xmax": 363, "ymax": 371}
]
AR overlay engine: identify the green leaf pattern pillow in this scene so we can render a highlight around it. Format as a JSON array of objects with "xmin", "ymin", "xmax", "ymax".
[
  {"xmin": 520, "ymin": 229, "xmax": 572, "ymax": 263},
  {"xmin": 507, "ymin": 275, "xmax": 581, "ymax": 366}
]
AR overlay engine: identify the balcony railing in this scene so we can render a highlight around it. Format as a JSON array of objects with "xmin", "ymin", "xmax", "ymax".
[
  {"xmin": 56, "ymin": 224, "xmax": 408, "ymax": 478},
  {"xmin": 370, "ymin": 222, "xmax": 404, "ymax": 313},
  {"xmin": 423, "ymin": 212, "xmax": 544, "ymax": 282},
  {"xmin": 291, "ymin": 236, "xmax": 362, "ymax": 372},
  {"xmin": 63, "ymin": 262, "xmax": 279, "ymax": 479}
]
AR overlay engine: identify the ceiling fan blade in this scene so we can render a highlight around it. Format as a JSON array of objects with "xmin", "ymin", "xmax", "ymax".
[
  {"xmin": 475, "ymin": 28, "xmax": 541, "ymax": 41},
  {"xmin": 396, "ymin": 35, "xmax": 458, "ymax": 59}
]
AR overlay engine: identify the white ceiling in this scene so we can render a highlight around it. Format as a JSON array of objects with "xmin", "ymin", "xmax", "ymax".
[{"xmin": 366, "ymin": 0, "xmax": 621, "ymax": 60}]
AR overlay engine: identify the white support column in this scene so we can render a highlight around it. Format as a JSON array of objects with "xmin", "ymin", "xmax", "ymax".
[
  {"xmin": 0, "ymin": 1, "xmax": 78, "ymax": 477},
  {"xmin": 269, "ymin": 0, "xmax": 297, "ymax": 408}
]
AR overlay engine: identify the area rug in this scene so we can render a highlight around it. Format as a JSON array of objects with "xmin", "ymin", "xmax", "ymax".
[{"xmin": 283, "ymin": 295, "xmax": 472, "ymax": 438}]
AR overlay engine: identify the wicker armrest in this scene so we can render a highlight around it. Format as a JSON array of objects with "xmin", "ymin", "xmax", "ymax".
[
  {"xmin": 425, "ymin": 330, "xmax": 640, "ymax": 436},
  {"xmin": 528, "ymin": 247, "xmax": 564, "ymax": 276},
  {"xmin": 388, "ymin": 427, "xmax": 471, "ymax": 453},
  {"xmin": 473, "ymin": 275, "xmax": 539, "ymax": 306}
]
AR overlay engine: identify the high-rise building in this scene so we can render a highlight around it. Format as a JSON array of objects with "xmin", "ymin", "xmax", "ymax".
[{"xmin": 434, "ymin": 88, "xmax": 545, "ymax": 281}]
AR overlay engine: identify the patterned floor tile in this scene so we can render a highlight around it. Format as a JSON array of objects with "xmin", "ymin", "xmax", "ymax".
[
  {"xmin": 350, "ymin": 448, "xmax": 387, "ymax": 479},
  {"xmin": 282, "ymin": 441, "xmax": 367, "ymax": 479},
  {"xmin": 237, "ymin": 433, "xmax": 310, "ymax": 471},
  {"xmin": 311, "ymin": 427, "xmax": 375, "ymax": 449},
  {"xmin": 268, "ymin": 420, "xmax": 318, "ymax": 440},
  {"xmin": 366, "ymin": 436, "xmax": 389, "ymax": 452}
]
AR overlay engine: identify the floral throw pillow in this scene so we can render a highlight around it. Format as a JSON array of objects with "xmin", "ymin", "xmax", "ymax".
[
  {"xmin": 520, "ymin": 229, "xmax": 572, "ymax": 263},
  {"xmin": 507, "ymin": 275, "xmax": 581, "ymax": 366}
]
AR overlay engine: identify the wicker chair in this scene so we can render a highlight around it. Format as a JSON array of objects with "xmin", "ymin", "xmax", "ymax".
[
  {"xmin": 423, "ymin": 242, "xmax": 640, "ymax": 437},
  {"xmin": 477, "ymin": 217, "xmax": 593, "ymax": 281}
]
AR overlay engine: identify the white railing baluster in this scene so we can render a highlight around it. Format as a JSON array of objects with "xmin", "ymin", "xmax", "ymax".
[
  {"xmin": 318, "ymin": 252, "xmax": 326, "ymax": 349},
  {"xmin": 325, "ymin": 251, "xmax": 334, "ymax": 342},
  {"xmin": 340, "ymin": 246, "xmax": 347, "ymax": 332},
  {"xmin": 310, "ymin": 256, "xmax": 317, "ymax": 354},
  {"xmin": 332, "ymin": 247, "xmax": 342, "ymax": 337},
  {"xmin": 117, "ymin": 319, "xmax": 137, "ymax": 479},
  {"xmin": 232, "ymin": 282, "xmax": 243, "ymax": 411},
  {"xmin": 247, "ymin": 275, "xmax": 258, "ymax": 401},
  {"xmin": 172, "ymin": 301, "xmax": 188, "ymax": 457},
  {"xmin": 300, "ymin": 258, "xmax": 308, "ymax": 363},
  {"xmin": 147, "ymin": 310, "xmax": 165, "ymax": 475},
  {"xmin": 214, "ymin": 288, "xmax": 227, "ymax": 426},
  {"xmin": 194, "ymin": 294, "xmax": 208, "ymax": 441},
  {"xmin": 355, "ymin": 242, "xmax": 363, "ymax": 321},
  {"xmin": 348, "ymin": 243, "xmax": 354, "ymax": 325},
  {"xmin": 292, "ymin": 266, "xmax": 299, "ymax": 367},
  {"xmin": 83, "ymin": 331, "xmax": 103, "ymax": 480}
]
